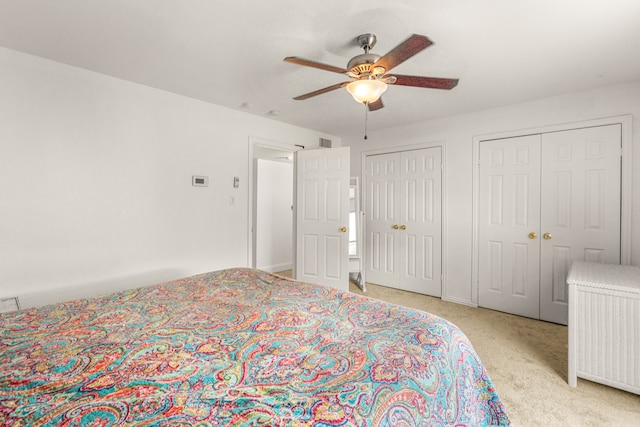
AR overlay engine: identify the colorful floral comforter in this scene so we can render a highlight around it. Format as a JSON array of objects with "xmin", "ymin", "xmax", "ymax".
[{"xmin": 0, "ymin": 268, "xmax": 510, "ymax": 426}]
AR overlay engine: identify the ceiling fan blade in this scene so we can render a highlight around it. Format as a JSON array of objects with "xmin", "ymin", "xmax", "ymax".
[
  {"xmin": 284, "ymin": 57, "xmax": 348, "ymax": 74},
  {"xmin": 293, "ymin": 81, "xmax": 350, "ymax": 100},
  {"xmin": 367, "ymin": 98, "xmax": 384, "ymax": 111},
  {"xmin": 373, "ymin": 34, "xmax": 433, "ymax": 73},
  {"xmin": 388, "ymin": 74, "xmax": 459, "ymax": 90}
]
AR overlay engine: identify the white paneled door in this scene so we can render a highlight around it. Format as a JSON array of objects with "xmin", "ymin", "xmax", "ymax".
[
  {"xmin": 365, "ymin": 152, "xmax": 399, "ymax": 287},
  {"xmin": 365, "ymin": 147, "xmax": 442, "ymax": 296},
  {"xmin": 294, "ymin": 147, "xmax": 350, "ymax": 292},
  {"xmin": 539, "ymin": 126, "xmax": 621, "ymax": 323},
  {"xmin": 478, "ymin": 135, "xmax": 542, "ymax": 319},
  {"xmin": 478, "ymin": 125, "xmax": 621, "ymax": 324}
]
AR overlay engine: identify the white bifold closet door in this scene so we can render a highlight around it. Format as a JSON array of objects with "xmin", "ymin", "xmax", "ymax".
[
  {"xmin": 478, "ymin": 125, "xmax": 621, "ymax": 324},
  {"xmin": 365, "ymin": 147, "xmax": 442, "ymax": 297},
  {"xmin": 479, "ymin": 135, "xmax": 542, "ymax": 319}
]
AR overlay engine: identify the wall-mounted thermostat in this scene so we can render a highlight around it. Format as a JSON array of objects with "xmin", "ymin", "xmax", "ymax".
[{"xmin": 192, "ymin": 175, "xmax": 209, "ymax": 187}]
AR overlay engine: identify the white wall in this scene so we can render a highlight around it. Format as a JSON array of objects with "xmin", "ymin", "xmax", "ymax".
[
  {"xmin": 0, "ymin": 47, "xmax": 338, "ymax": 301},
  {"xmin": 344, "ymin": 81, "xmax": 640, "ymax": 305},
  {"xmin": 255, "ymin": 159, "xmax": 293, "ymax": 272}
]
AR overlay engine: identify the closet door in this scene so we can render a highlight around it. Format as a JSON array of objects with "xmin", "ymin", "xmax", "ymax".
[
  {"xmin": 399, "ymin": 148, "xmax": 442, "ymax": 296},
  {"xmin": 365, "ymin": 153, "xmax": 401, "ymax": 286},
  {"xmin": 539, "ymin": 125, "xmax": 621, "ymax": 324},
  {"xmin": 478, "ymin": 125, "xmax": 622, "ymax": 324},
  {"xmin": 366, "ymin": 148, "xmax": 443, "ymax": 296},
  {"xmin": 478, "ymin": 135, "xmax": 542, "ymax": 319}
]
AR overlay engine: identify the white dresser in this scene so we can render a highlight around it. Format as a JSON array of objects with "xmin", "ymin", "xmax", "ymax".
[{"xmin": 567, "ymin": 261, "xmax": 640, "ymax": 394}]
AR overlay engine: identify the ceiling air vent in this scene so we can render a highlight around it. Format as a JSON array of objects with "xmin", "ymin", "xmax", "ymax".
[{"xmin": 319, "ymin": 138, "xmax": 332, "ymax": 148}]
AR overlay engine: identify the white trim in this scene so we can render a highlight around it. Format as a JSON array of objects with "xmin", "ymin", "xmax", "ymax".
[
  {"xmin": 360, "ymin": 140, "xmax": 448, "ymax": 299},
  {"xmin": 471, "ymin": 114, "xmax": 633, "ymax": 305},
  {"xmin": 247, "ymin": 136, "xmax": 302, "ymax": 268},
  {"xmin": 256, "ymin": 262, "xmax": 293, "ymax": 274},
  {"xmin": 620, "ymin": 116, "xmax": 633, "ymax": 264},
  {"xmin": 442, "ymin": 295, "xmax": 478, "ymax": 308},
  {"xmin": 361, "ymin": 141, "xmax": 446, "ymax": 158}
]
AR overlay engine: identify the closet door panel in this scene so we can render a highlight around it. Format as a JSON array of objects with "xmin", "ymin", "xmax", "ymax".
[
  {"xmin": 478, "ymin": 135, "xmax": 541, "ymax": 319},
  {"xmin": 399, "ymin": 148, "xmax": 442, "ymax": 296},
  {"xmin": 540, "ymin": 125, "xmax": 621, "ymax": 324},
  {"xmin": 365, "ymin": 153, "xmax": 401, "ymax": 286}
]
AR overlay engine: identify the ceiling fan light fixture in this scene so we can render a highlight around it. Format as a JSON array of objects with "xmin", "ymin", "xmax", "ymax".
[{"xmin": 346, "ymin": 79, "xmax": 387, "ymax": 104}]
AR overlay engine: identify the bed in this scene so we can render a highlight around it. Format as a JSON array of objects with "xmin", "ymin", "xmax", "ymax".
[{"xmin": 0, "ymin": 268, "xmax": 510, "ymax": 426}]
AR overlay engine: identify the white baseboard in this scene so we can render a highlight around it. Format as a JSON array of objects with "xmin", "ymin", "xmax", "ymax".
[
  {"xmin": 442, "ymin": 295, "xmax": 478, "ymax": 308},
  {"xmin": 17, "ymin": 269, "xmax": 189, "ymax": 310},
  {"xmin": 256, "ymin": 262, "xmax": 293, "ymax": 274}
]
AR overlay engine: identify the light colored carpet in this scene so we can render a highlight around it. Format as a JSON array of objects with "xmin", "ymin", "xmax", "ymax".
[{"xmin": 276, "ymin": 271, "xmax": 640, "ymax": 426}]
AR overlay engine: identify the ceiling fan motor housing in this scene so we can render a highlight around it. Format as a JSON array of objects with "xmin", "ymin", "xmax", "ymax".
[
  {"xmin": 348, "ymin": 34, "xmax": 387, "ymax": 78},
  {"xmin": 347, "ymin": 53, "xmax": 382, "ymax": 78}
]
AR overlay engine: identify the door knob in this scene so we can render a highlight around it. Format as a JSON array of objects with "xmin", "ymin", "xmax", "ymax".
[
  {"xmin": 543, "ymin": 233, "xmax": 552, "ymax": 240},
  {"xmin": 529, "ymin": 232, "xmax": 537, "ymax": 239},
  {"xmin": 393, "ymin": 224, "xmax": 399, "ymax": 229},
  {"xmin": 400, "ymin": 225, "xmax": 407, "ymax": 230},
  {"xmin": 340, "ymin": 226, "xmax": 347, "ymax": 233}
]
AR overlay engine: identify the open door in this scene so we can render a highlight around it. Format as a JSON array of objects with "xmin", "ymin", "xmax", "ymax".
[{"xmin": 294, "ymin": 147, "xmax": 350, "ymax": 291}]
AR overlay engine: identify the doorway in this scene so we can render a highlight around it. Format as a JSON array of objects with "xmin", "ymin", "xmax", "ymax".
[
  {"xmin": 248, "ymin": 139, "xmax": 352, "ymax": 292},
  {"xmin": 254, "ymin": 158, "xmax": 293, "ymax": 272},
  {"xmin": 247, "ymin": 137, "xmax": 300, "ymax": 270}
]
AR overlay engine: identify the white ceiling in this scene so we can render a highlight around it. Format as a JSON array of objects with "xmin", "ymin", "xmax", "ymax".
[{"xmin": 1, "ymin": 0, "xmax": 639, "ymax": 137}]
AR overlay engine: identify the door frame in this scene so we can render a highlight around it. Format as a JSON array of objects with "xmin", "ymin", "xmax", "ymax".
[
  {"xmin": 471, "ymin": 114, "xmax": 633, "ymax": 306},
  {"xmin": 361, "ymin": 140, "xmax": 447, "ymax": 298}
]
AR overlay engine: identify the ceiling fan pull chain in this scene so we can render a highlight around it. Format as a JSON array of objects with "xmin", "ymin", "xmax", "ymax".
[{"xmin": 363, "ymin": 102, "xmax": 368, "ymax": 140}]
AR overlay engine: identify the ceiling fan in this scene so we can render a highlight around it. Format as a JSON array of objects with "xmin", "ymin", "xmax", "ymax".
[{"xmin": 284, "ymin": 33, "xmax": 459, "ymax": 111}]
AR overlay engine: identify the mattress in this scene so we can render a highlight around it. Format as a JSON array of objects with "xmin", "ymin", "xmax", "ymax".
[{"xmin": 0, "ymin": 268, "xmax": 509, "ymax": 426}]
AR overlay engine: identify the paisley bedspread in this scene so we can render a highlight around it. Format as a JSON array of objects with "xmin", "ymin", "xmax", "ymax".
[{"xmin": 0, "ymin": 268, "xmax": 510, "ymax": 426}]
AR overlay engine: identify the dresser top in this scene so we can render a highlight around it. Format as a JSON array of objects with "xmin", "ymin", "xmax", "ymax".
[{"xmin": 567, "ymin": 261, "xmax": 640, "ymax": 293}]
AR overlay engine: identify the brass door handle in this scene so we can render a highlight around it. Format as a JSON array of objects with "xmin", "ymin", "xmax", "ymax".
[
  {"xmin": 400, "ymin": 225, "xmax": 406, "ymax": 230},
  {"xmin": 393, "ymin": 224, "xmax": 399, "ymax": 229},
  {"xmin": 543, "ymin": 233, "xmax": 552, "ymax": 240},
  {"xmin": 529, "ymin": 232, "xmax": 537, "ymax": 239},
  {"xmin": 340, "ymin": 226, "xmax": 347, "ymax": 233}
]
